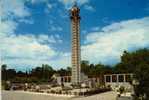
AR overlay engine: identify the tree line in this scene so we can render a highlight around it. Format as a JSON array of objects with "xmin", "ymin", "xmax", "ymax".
[{"xmin": 1, "ymin": 64, "xmax": 71, "ymax": 83}]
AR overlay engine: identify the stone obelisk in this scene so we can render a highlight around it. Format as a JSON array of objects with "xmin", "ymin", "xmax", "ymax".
[{"xmin": 70, "ymin": 4, "xmax": 81, "ymax": 85}]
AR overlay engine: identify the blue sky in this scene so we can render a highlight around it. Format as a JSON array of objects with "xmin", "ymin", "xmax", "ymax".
[{"xmin": 0, "ymin": 0, "xmax": 149, "ymax": 71}]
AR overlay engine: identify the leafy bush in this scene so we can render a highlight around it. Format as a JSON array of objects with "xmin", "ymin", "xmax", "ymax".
[
  {"xmin": 119, "ymin": 86, "xmax": 125, "ymax": 94},
  {"xmin": 83, "ymin": 88, "xmax": 111, "ymax": 96}
]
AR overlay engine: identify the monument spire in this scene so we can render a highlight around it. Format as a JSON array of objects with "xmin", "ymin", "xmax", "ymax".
[
  {"xmin": 70, "ymin": 3, "xmax": 81, "ymax": 85},
  {"xmin": 73, "ymin": 1, "xmax": 77, "ymax": 7}
]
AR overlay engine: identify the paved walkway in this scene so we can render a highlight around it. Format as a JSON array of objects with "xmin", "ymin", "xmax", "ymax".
[
  {"xmin": 2, "ymin": 91, "xmax": 69, "ymax": 100},
  {"xmin": 2, "ymin": 91, "xmax": 117, "ymax": 100},
  {"xmin": 117, "ymin": 97, "xmax": 132, "ymax": 100},
  {"xmin": 71, "ymin": 91, "xmax": 117, "ymax": 100}
]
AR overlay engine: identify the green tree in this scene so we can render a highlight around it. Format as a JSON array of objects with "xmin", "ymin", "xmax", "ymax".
[
  {"xmin": 116, "ymin": 49, "xmax": 149, "ymax": 99},
  {"xmin": 66, "ymin": 67, "xmax": 71, "ymax": 75},
  {"xmin": 120, "ymin": 49, "xmax": 149, "ymax": 73},
  {"xmin": 134, "ymin": 63, "xmax": 149, "ymax": 99},
  {"xmin": 2, "ymin": 64, "xmax": 7, "ymax": 81},
  {"xmin": 81, "ymin": 60, "xmax": 90, "ymax": 75},
  {"xmin": 81, "ymin": 60, "xmax": 113, "ymax": 77},
  {"xmin": 31, "ymin": 64, "xmax": 55, "ymax": 82},
  {"xmin": 7, "ymin": 69, "xmax": 16, "ymax": 80},
  {"xmin": 57, "ymin": 68, "xmax": 68, "ymax": 76}
]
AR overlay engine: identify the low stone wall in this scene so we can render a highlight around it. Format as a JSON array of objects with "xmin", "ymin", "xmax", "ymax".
[
  {"xmin": 25, "ymin": 87, "xmax": 111, "ymax": 97},
  {"xmin": 105, "ymin": 82, "xmax": 132, "ymax": 91}
]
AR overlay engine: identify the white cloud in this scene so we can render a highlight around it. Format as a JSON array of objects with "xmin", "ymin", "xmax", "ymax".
[
  {"xmin": 0, "ymin": 18, "xmax": 64, "ymax": 69},
  {"xmin": 0, "ymin": 31, "xmax": 67, "ymax": 70},
  {"xmin": 59, "ymin": 0, "xmax": 89, "ymax": 9},
  {"xmin": 0, "ymin": 0, "xmax": 68, "ymax": 70},
  {"xmin": 0, "ymin": 20, "xmax": 18, "ymax": 36},
  {"xmin": 82, "ymin": 17, "xmax": 149, "ymax": 65},
  {"xmin": 0, "ymin": 0, "xmax": 30, "ymax": 19},
  {"xmin": 1, "ymin": 35, "xmax": 56, "ymax": 59},
  {"xmin": 90, "ymin": 26, "xmax": 100, "ymax": 31},
  {"xmin": 37, "ymin": 34, "xmax": 62, "ymax": 44},
  {"xmin": 82, "ymin": 30, "xmax": 87, "ymax": 35},
  {"xmin": 0, "ymin": 0, "xmax": 31, "ymax": 36},
  {"xmin": 30, "ymin": 0, "xmax": 47, "ymax": 4},
  {"xmin": 50, "ymin": 26, "xmax": 63, "ymax": 31},
  {"xmin": 47, "ymin": 3, "xmax": 52, "ymax": 9},
  {"xmin": 4, "ymin": 52, "xmax": 71, "ymax": 70},
  {"xmin": 50, "ymin": 52, "xmax": 71, "ymax": 68},
  {"xmin": 84, "ymin": 5, "xmax": 95, "ymax": 11},
  {"xmin": 18, "ymin": 19, "xmax": 34, "ymax": 24}
]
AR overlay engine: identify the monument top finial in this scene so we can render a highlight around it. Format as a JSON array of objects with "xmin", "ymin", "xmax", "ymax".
[
  {"xmin": 70, "ymin": 1, "xmax": 80, "ymax": 19},
  {"xmin": 73, "ymin": 1, "xmax": 77, "ymax": 7},
  {"xmin": 71, "ymin": 1, "xmax": 79, "ymax": 12}
]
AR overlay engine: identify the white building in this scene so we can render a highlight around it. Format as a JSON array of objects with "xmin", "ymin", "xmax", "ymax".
[{"xmin": 104, "ymin": 73, "xmax": 133, "ymax": 90}]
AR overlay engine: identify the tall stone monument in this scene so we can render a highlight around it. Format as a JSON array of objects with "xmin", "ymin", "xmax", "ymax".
[{"xmin": 70, "ymin": 4, "xmax": 81, "ymax": 85}]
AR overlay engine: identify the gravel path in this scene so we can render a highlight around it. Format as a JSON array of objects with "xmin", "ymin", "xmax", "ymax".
[{"xmin": 2, "ymin": 90, "xmax": 117, "ymax": 100}]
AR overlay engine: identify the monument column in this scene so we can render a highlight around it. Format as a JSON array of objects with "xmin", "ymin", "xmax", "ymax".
[{"xmin": 70, "ymin": 4, "xmax": 81, "ymax": 85}]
